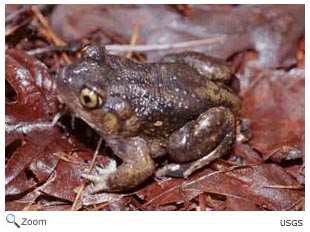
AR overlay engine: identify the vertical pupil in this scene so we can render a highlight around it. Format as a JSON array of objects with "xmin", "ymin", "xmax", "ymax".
[{"xmin": 83, "ymin": 95, "xmax": 92, "ymax": 104}]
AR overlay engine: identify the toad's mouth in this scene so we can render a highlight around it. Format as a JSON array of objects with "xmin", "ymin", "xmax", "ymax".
[
  {"xmin": 57, "ymin": 95, "xmax": 120, "ymax": 139},
  {"xmin": 56, "ymin": 97, "xmax": 117, "ymax": 138}
]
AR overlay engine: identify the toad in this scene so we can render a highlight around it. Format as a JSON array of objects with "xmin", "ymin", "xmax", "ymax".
[{"xmin": 56, "ymin": 45, "xmax": 241, "ymax": 192}]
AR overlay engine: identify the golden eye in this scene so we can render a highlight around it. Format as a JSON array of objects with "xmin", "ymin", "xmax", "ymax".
[{"xmin": 79, "ymin": 87, "xmax": 103, "ymax": 109}]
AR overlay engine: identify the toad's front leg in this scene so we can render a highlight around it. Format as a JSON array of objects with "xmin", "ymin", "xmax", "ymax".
[{"xmin": 82, "ymin": 137, "xmax": 155, "ymax": 192}]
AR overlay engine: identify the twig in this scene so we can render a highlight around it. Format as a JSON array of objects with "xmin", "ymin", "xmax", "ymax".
[
  {"xmin": 263, "ymin": 185, "xmax": 304, "ymax": 190},
  {"xmin": 27, "ymin": 44, "xmax": 80, "ymax": 56},
  {"xmin": 71, "ymin": 137, "xmax": 103, "ymax": 211},
  {"xmin": 106, "ymin": 36, "xmax": 225, "ymax": 52},
  {"xmin": 31, "ymin": 5, "xmax": 71, "ymax": 64},
  {"xmin": 5, "ymin": 21, "xmax": 29, "ymax": 37},
  {"xmin": 52, "ymin": 152, "xmax": 81, "ymax": 165},
  {"xmin": 87, "ymin": 137, "xmax": 104, "ymax": 173},
  {"xmin": 126, "ymin": 20, "xmax": 141, "ymax": 58},
  {"xmin": 27, "ymin": 36, "xmax": 225, "ymax": 57}
]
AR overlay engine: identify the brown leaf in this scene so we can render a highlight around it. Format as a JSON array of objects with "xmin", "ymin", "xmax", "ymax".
[
  {"xmin": 242, "ymin": 69, "xmax": 304, "ymax": 161},
  {"xmin": 39, "ymin": 159, "xmax": 83, "ymax": 202},
  {"xmin": 5, "ymin": 49, "xmax": 98, "ymax": 210},
  {"xmin": 5, "ymin": 49, "xmax": 57, "ymax": 118},
  {"xmin": 50, "ymin": 5, "xmax": 304, "ymax": 68},
  {"xmin": 138, "ymin": 161, "xmax": 304, "ymax": 210}
]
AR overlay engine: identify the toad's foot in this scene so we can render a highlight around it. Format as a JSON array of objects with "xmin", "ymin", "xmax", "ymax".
[
  {"xmin": 155, "ymin": 163, "xmax": 191, "ymax": 179},
  {"xmin": 82, "ymin": 137, "xmax": 155, "ymax": 193},
  {"xmin": 81, "ymin": 160, "xmax": 117, "ymax": 193}
]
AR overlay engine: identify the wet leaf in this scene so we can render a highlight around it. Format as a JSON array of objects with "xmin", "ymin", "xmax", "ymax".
[
  {"xmin": 5, "ymin": 49, "xmax": 102, "ymax": 210},
  {"xmin": 242, "ymin": 69, "xmax": 305, "ymax": 161},
  {"xmin": 137, "ymin": 161, "xmax": 304, "ymax": 210},
  {"xmin": 5, "ymin": 49, "xmax": 58, "ymax": 143},
  {"xmin": 51, "ymin": 5, "xmax": 304, "ymax": 68}
]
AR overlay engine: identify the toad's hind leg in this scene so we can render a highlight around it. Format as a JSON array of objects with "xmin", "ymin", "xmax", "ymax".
[
  {"xmin": 160, "ymin": 52, "xmax": 232, "ymax": 84},
  {"xmin": 156, "ymin": 107, "xmax": 235, "ymax": 179}
]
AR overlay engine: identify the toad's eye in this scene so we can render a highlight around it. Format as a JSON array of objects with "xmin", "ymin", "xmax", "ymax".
[{"xmin": 79, "ymin": 87, "xmax": 104, "ymax": 109}]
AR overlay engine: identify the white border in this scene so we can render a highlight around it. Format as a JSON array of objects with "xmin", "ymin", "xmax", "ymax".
[{"xmin": 2, "ymin": 1, "xmax": 308, "ymax": 232}]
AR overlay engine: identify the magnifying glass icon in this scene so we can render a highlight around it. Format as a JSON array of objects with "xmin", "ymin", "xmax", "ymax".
[{"xmin": 6, "ymin": 214, "xmax": 20, "ymax": 228}]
